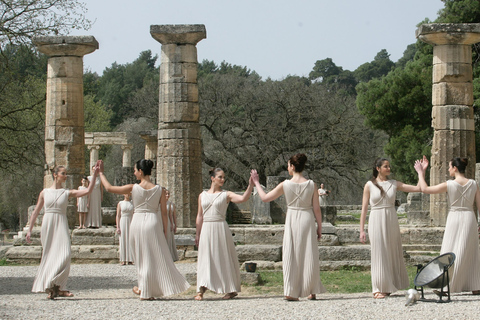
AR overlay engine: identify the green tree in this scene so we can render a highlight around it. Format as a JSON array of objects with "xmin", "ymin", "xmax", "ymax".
[{"xmin": 354, "ymin": 49, "xmax": 395, "ymax": 83}]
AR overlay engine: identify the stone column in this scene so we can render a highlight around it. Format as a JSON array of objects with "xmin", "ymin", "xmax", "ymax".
[
  {"xmin": 34, "ymin": 36, "xmax": 98, "ymax": 228},
  {"xmin": 88, "ymin": 145, "xmax": 101, "ymax": 170},
  {"xmin": 140, "ymin": 132, "xmax": 158, "ymax": 161},
  {"xmin": 416, "ymin": 24, "xmax": 480, "ymax": 226},
  {"xmin": 121, "ymin": 144, "xmax": 133, "ymax": 167},
  {"xmin": 151, "ymin": 25, "xmax": 206, "ymax": 227}
]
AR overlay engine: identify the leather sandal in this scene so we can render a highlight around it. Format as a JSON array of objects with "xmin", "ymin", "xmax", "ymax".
[{"xmin": 222, "ymin": 292, "xmax": 238, "ymax": 300}]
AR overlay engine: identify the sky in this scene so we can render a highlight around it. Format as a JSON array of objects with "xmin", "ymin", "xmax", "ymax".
[{"xmin": 71, "ymin": 0, "xmax": 445, "ymax": 80}]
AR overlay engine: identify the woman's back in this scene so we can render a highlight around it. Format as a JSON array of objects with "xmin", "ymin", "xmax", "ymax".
[
  {"xmin": 447, "ymin": 180, "xmax": 477, "ymax": 211},
  {"xmin": 131, "ymin": 184, "xmax": 161, "ymax": 213},
  {"xmin": 283, "ymin": 180, "xmax": 314, "ymax": 210}
]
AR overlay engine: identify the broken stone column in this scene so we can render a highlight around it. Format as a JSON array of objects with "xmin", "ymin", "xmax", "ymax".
[
  {"xmin": 121, "ymin": 145, "xmax": 133, "ymax": 167},
  {"xmin": 416, "ymin": 23, "xmax": 480, "ymax": 226},
  {"xmin": 34, "ymin": 36, "xmax": 98, "ymax": 228},
  {"xmin": 150, "ymin": 25, "xmax": 206, "ymax": 227}
]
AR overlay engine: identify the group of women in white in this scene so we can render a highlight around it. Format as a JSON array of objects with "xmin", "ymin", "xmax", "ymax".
[{"xmin": 26, "ymin": 153, "xmax": 480, "ymax": 301}]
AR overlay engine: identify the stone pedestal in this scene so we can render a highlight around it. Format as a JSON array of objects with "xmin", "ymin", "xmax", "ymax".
[
  {"xmin": 405, "ymin": 192, "xmax": 431, "ymax": 226},
  {"xmin": 416, "ymin": 23, "xmax": 480, "ymax": 226},
  {"xmin": 151, "ymin": 25, "xmax": 206, "ymax": 227},
  {"xmin": 34, "ymin": 36, "xmax": 98, "ymax": 228}
]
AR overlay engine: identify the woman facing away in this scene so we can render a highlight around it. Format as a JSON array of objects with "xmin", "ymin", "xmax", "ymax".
[
  {"xmin": 165, "ymin": 189, "xmax": 179, "ymax": 262},
  {"xmin": 414, "ymin": 156, "xmax": 480, "ymax": 295},
  {"xmin": 195, "ymin": 168, "xmax": 254, "ymax": 300},
  {"xmin": 359, "ymin": 158, "xmax": 421, "ymax": 299},
  {"xmin": 76, "ymin": 176, "xmax": 89, "ymax": 229},
  {"xmin": 26, "ymin": 164, "xmax": 99, "ymax": 299},
  {"xmin": 86, "ymin": 165, "xmax": 103, "ymax": 228},
  {"xmin": 116, "ymin": 193, "xmax": 134, "ymax": 266},
  {"xmin": 251, "ymin": 153, "xmax": 326, "ymax": 301},
  {"xmin": 98, "ymin": 159, "xmax": 190, "ymax": 300}
]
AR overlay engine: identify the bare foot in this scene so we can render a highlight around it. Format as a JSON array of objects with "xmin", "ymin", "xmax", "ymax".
[
  {"xmin": 194, "ymin": 293, "xmax": 204, "ymax": 301},
  {"xmin": 307, "ymin": 294, "xmax": 316, "ymax": 300},
  {"xmin": 132, "ymin": 286, "xmax": 141, "ymax": 295},
  {"xmin": 373, "ymin": 292, "xmax": 388, "ymax": 299},
  {"xmin": 58, "ymin": 290, "xmax": 74, "ymax": 297}
]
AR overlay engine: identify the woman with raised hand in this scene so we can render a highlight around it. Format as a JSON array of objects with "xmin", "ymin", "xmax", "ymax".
[
  {"xmin": 360, "ymin": 158, "xmax": 421, "ymax": 299},
  {"xmin": 98, "ymin": 159, "xmax": 190, "ymax": 300},
  {"xmin": 27, "ymin": 164, "xmax": 99, "ymax": 299},
  {"xmin": 414, "ymin": 156, "xmax": 480, "ymax": 295},
  {"xmin": 195, "ymin": 168, "xmax": 254, "ymax": 301},
  {"xmin": 251, "ymin": 153, "xmax": 326, "ymax": 301}
]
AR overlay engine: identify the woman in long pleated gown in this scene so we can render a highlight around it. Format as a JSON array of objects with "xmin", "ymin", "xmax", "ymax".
[
  {"xmin": 26, "ymin": 164, "xmax": 100, "ymax": 299},
  {"xmin": 86, "ymin": 165, "xmax": 103, "ymax": 228},
  {"xmin": 98, "ymin": 159, "xmax": 189, "ymax": 300},
  {"xmin": 359, "ymin": 158, "xmax": 421, "ymax": 299},
  {"xmin": 415, "ymin": 156, "xmax": 480, "ymax": 295},
  {"xmin": 116, "ymin": 193, "xmax": 134, "ymax": 265},
  {"xmin": 165, "ymin": 190, "xmax": 178, "ymax": 262},
  {"xmin": 251, "ymin": 153, "xmax": 326, "ymax": 301},
  {"xmin": 194, "ymin": 168, "xmax": 253, "ymax": 300}
]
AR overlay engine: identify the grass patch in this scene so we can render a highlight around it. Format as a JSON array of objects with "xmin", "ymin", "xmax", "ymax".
[{"xmin": 250, "ymin": 266, "xmax": 419, "ymax": 295}]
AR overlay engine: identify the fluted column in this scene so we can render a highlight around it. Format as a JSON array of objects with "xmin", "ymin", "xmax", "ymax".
[
  {"xmin": 88, "ymin": 144, "xmax": 101, "ymax": 170},
  {"xmin": 34, "ymin": 36, "xmax": 98, "ymax": 228},
  {"xmin": 121, "ymin": 145, "xmax": 133, "ymax": 167},
  {"xmin": 416, "ymin": 24, "xmax": 480, "ymax": 226},
  {"xmin": 151, "ymin": 25, "xmax": 206, "ymax": 227}
]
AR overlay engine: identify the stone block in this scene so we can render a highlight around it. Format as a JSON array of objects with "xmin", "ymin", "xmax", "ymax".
[
  {"xmin": 322, "ymin": 206, "xmax": 337, "ymax": 225},
  {"xmin": 432, "ymin": 82, "xmax": 473, "ymax": 106},
  {"xmin": 236, "ymin": 245, "xmax": 282, "ymax": 262},
  {"xmin": 433, "ymin": 62, "xmax": 472, "ymax": 83},
  {"xmin": 319, "ymin": 234, "xmax": 340, "ymax": 246},
  {"xmin": 159, "ymin": 101, "xmax": 200, "ymax": 123},
  {"xmin": 431, "ymin": 105, "xmax": 474, "ymax": 130},
  {"xmin": 34, "ymin": 35, "xmax": 99, "ymax": 56},
  {"xmin": 244, "ymin": 227, "xmax": 284, "ymax": 245},
  {"xmin": 175, "ymin": 234, "xmax": 195, "ymax": 246},
  {"xmin": 400, "ymin": 227, "xmax": 444, "ymax": 245},
  {"xmin": 101, "ymin": 207, "xmax": 117, "ymax": 226},
  {"xmin": 160, "ymin": 44, "xmax": 198, "ymax": 63},
  {"xmin": 5, "ymin": 246, "xmax": 42, "ymax": 262},
  {"xmin": 251, "ymin": 192, "xmax": 272, "ymax": 224},
  {"xmin": 159, "ymin": 82, "xmax": 199, "ymax": 103},
  {"xmin": 151, "ymin": 25, "xmax": 206, "ymax": 45},
  {"xmin": 405, "ymin": 192, "xmax": 431, "ymax": 226},
  {"xmin": 318, "ymin": 245, "xmax": 371, "ymax": 261},
  {"xmin": 185, "ymin": 250, "xmax": 198, "ymax": 259},
  {"xmin": 336, "ymin": 227, "xmax": 365, "ymax": 245},
  {"xmin": 71, "ymin": 245, "xmax": 118, "ymax": 262},
  {"xmin": 160, "ymin": 61, "xmax": 198, "ymax": 84},
  {"xmin": 71, "ymin": 227, "xmax": 116, "ymax": 245},
  {"xmin": 230, "ymin": 227, "xmax": 246, "ymax": 244},
  {"xmin": 433, "ymin": 44, "xmax": 472, "ymax": 64}
]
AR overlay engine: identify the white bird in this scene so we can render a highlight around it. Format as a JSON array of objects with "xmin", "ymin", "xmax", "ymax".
[{"xmin": 405, "ymin": 289, "xmax": 420, "ymax": 306}]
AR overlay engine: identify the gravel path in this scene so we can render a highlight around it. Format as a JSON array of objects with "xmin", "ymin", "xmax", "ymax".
[{"xmin": 1, "ymin": 263, "xmax": 480, "ymax": 319}]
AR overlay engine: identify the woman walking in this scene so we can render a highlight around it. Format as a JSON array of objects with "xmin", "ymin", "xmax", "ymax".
[
  {"xmin": 414, "ymin": 156, "xmax": 480, "ymax": 295},
  {"xmin": 195, "ymin": 168, "xmax": 253, "ymax": 300},
  {"xmin": 360, "ymin": 158, "xmax": 420, "ymax": 299},
  {"xmin": 26, "ymin": 164, "xmax": 99, "ymax": 299},
  {"xmin": 98, "ymin": 159, "xmax": 190, "ymax": 300},
  {"xmin": 251, "ymin": 153, "xmax": 326, "ymax": 301}
]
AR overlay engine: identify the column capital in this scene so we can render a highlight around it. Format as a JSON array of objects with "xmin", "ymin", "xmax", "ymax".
[
  {"xmin": 87, "ymin": 144, "xmax": 101, "ymax": 150},
  {"xmin": 150, "ymin": 24, "xmax": 206, "ymax": 45},
  {"xmin": 33, "ymin": 35, "xmax": 99, "ymax": 57},
  {"xmin": 416, "ymin": 23, "xmax": 480, "ymax": 45},
  {"xmin": 121, "ymin": 144, "xmax": 133, "ymax": 150}
]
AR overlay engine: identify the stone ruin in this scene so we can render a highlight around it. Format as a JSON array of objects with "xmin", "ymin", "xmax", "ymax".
[{"xmin": 2, "ymin": 23, "xmax": 480, "ymax": 271}]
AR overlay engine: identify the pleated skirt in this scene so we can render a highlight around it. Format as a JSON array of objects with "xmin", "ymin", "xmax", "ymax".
[
  {"xmin": 129, "ymin": 211, "xmax": 190, "ymax": 299},
  {"xmin": 368, "ymin": 207, "xmax": 409, "ymax": 293},
  {"xmin": 196, "ymin": 221, "xmax": 241, "ymax": 293},
  {"xmin": 283, "ymin": 209, "xmax": 326, "ymax": 298},
  {"xmin": 86, "ymin": 188, "xmax": 102, "ymax": 227},
  {"xmin": 166, "ymin": 219, "xmax": 179, "ymax": 262},
  {"xmin": 440, "ymin": 210, "xmax": 480, "ymax": 292},
  {"xmin": 32, "ymin": 212, "xmax": 71, "ymax": 292},
  {"xmin": 119, "ymin": 214, "xmax": 133, "ymax": 262}
]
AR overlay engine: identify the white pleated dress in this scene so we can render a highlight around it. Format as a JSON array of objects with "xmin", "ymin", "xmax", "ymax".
[
  {"xmin": 166, "ymin": 201, "xmax": 179, "ymax": 261},
  {"xmin": 367, "ymin": 180, "xmax": 409, "ymax": 294},
  {"xmin": 283, "ymin": 180, "xmax": 326, "ymax": 298},
  {"xmin": 32, "ymin": 189, "xmax": 71, "ymax": 293},
  {"xmin": 130, "ymin": 184, "xmax": 190, "ymax": 299},
  {"xmin": 119, "ymin": 200, "xmax": 134, "ymax": 263},
  {"xmin": 86, "ymin": 176, "xmax": 102, "ymax": 227},
  {"xmin": 440, "ymin": 179, "xmax": 480, "ymax": 292},
  {"xmin": 77, "ymin": 186, "xmax": 88, "ymax": 212},
  {"xmin": 197, "ymin": 191, "xmax": 241, "ymax": 294}
]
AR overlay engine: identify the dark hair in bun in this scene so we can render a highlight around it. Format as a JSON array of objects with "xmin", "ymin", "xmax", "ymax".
[
  {"xmin": 209, "ymin": 167, "xmax": 224, "ymax": 177},
  {"xmin": 136, "ymin": 159, "xmax": 154, "ymax": 175},
  {"xmin": 450, "ymin": 157, "xmax": 468, "ymax": 174},
  {"xmin": 289, "ymin": 153, "xmax": 307, "ymax": 172}
]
